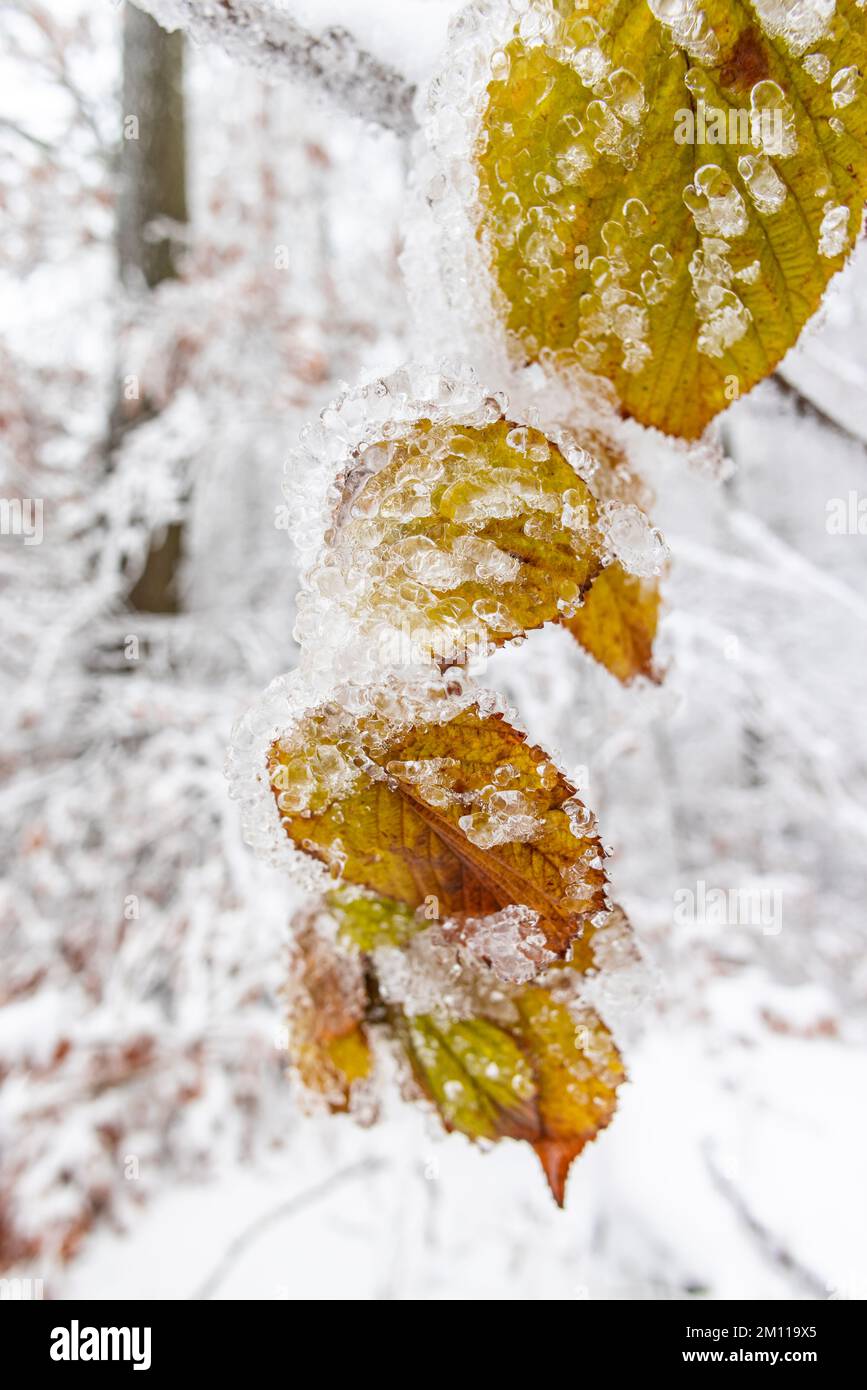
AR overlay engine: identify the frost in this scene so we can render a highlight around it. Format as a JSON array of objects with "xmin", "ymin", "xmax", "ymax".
[
  {"xmin": 452, "ymin": 905, "xmax": 556, "ymax": 984},
  {"xmin": 831, "ymin": 66, "xmax": 862, "ymax": 110},
  {"xmin": 459, "ymin": 788, "xmax": 542, "ymax": 847},
  {"xmin": 818, "ymin": 201, "xmax": 851, "ymax": 258},
  {"xmin": 751, "ymin": 0, "xmax": 836, "ymax": 58},
  {"xmin": 802, "ymin": 52, "xmax": 831, "ymax": 83},
  {"xmin": 227, "ymin": 663, "xmax": 530, "ymax": 886},
  {"xmin": 647, "ymin": 0, "xmax": 720, "ymax": 65},
  {"xmin": 683, "ymin": 165, "xmax": 749, "ymax": 237},
  {"xmin": 597, "ymin": 502, "xmax": 669, "ymax": 578},
  {"xmin": 750, "ymin": 81, "xmax": 798, "ymax": 158},
  {"xmin": 736, "ymin": 258, "xmax": 762, "ymax": 285},
  {"xmin": 403, "ymin": 0, "xmax": 644, "ymax": 409},
  {"xmin": 688, "ymin": 237, "xmax": 753, "ymax": 358},
  {"xmin": 738, "ymin": 153, "xmax": 787, "ymax": 216}
]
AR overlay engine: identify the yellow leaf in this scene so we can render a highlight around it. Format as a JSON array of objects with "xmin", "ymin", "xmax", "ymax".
[
  {"xmin": 324, "ymin": 416, "xmax": 606, "ymax": 664},
  {"xmin": 563, "ymin": 561, "xmax": 662, "ymax": 682},
  {"xmin": 513, "ymin": 985, "xmax": 624, "ymax": 1204},
  {"xmin": 283, "ymin": 919, "xmax": 373, "ymax": 1112},
  {"xmin": 320, "ymin": 413, "xmax": 664, "ymax": 680},
  {"xmin": 268, "ymin": 679, "xmax": 607, "ymax": 961},
  {"xmin": 396, "ymin": 988, "xmax": 624, "ymax": 1205},
  {"xmin": 475, "ymin": 0, "xmax": 867, "ymax": 437}
]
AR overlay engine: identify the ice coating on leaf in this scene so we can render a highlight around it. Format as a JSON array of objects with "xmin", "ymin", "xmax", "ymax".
[
  {"xmin": 647, "ymin": 0, "xmax": 719, "ymax": 64},
  {"xmin": 750, "ymin": 80, "xmax": 798, "ymax": 158},
  {"xmin": 333, "ymin": 886, "xmax": 556, "ymax": 989},
  {"xmin": 802, "ymin": 52, "xmax": 831, "ymax": 83},
  {"xmin": 374, "ymin": 926, "xmax": 505, "ymax": 1020},
  {"xmin": 391, "ymin": 965, "xmax": 625, "ymax": 1204},
  {"xmin": 459, "ymin": 787, "xmax": 542, "ymax": 848},
  {"xmin": 831, "ymin": 66, "xmax": 862, "ymax": 110},
  {"xmin": 818, "ymin": 201, "xmax": 851, "ymax": 257},
  {"xmin": 279, "ymin": 889, "xmax": 638, "ymax": 1201},
  {"xmin": 738, "ymin": 152, "xmax": 787, "ymax": 215},
  {"xmin": 226, "ymin": 666, "xmax": 510, "ymax": 888},
  {"xmin": 751, "ymin": 0, "xmax": 836, "ymax": 57},
  {"xmin": 454, "ymin": 904, "xmax": 556, "ymax": 983},
  {"xmin": 230, "ymin": 668, "xmax": 610, "ymax": 960},
  {"xmin": 413, "ymin": 0, "xmax": 867, "ymax": 437},
  {"xmin": 689, "ymin": 237, "xmax": 753, "ymax": 359},
  {"xmin": 307, "ymin": 411, "xmax": 608, "ymax": 671},
  {"xmin": 684, "ymin": 165, "xmax": 749, "ymax": 237},
  {"xmin": 287, "ymin": 366, "xmax": 664, "ymax": 682},
  {"xmin": 597, "ymin": 500, "xmax": 669, "ymax": 578}
]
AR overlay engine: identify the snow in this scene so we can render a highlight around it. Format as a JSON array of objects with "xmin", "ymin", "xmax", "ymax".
[
  {"xmin": 56, "ymin": 1002, "xmax": 867, "ymax": 1300},
  {"xmin": 2, "ymin": 0, "xmax": 867, "ymax": 1301},
  {"xmin": 287, "ymin": 1, "xmax": 460, "ymax": 84}
]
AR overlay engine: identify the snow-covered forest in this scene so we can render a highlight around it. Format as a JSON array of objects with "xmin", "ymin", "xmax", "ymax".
[{"xmin": 1, "ymin": 0, "xmax": 866, "ymax": 1300}]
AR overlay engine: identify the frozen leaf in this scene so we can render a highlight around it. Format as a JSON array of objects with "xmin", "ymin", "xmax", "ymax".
[
  {"xmin": 267, "ymin": 682, "xmax": 607, "ymax": 960},
  {"xmin": 513, "ymin": 985, "xmax": 624, "ymax": 1204},
  {"xmin": 396, "ymin": 987, "xmax": 624, "ymax": 1204},
  {"xmin": 327, "ymin": 886, "xmax": 424, "ymax": 952},
  {"xmin": 564, "ymin": 563, "xmax": 661, "ymax": 683},
  {"xmin": 283, "ymin": 920, "xmax": 373, "ymax": 1113},
  {"xmin": 474, "ymin": 0, "xmax": 867, "ymax": 437},
  {"xmin": 397, "ymin": 1013, "xmax": 540, "ymax": 1140},
  {"xmin": 323, "ymin": 416, "xmax": 606, "ymax": 664},
  {"xmin": 320, "ymin": 412, "xmax": 664, "ymax": 680}
]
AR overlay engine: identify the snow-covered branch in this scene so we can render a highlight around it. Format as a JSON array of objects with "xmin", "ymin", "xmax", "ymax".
[{"xmin": 134, "ymin": 0, "xmax": 418, "ymax": 135}]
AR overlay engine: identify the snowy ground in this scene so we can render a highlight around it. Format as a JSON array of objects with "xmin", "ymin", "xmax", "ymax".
[{"xmin": 61, "ymin": 1005, "xmax": 867, "ymax": 1301}]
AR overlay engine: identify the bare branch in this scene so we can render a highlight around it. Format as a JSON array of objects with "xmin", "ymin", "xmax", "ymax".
[
  {"xmin": 771, "ymin": 372, "xmax": 867, "ymax": 451},
  {"xmin": 133, "ymin": 0, "xmax": 419, "ymax": 136},
  {"xmin": 703, "ymin": 1142, "xmax": 828, "ymax": 1299},
  {"xmin": 0, "ymin": 114, "xmax": 57, "ymax": 156}
]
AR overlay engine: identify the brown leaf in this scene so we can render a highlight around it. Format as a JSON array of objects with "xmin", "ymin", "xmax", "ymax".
[
  {"xmin": 283, "ymin": 918, "xmax": 372, "ymax": 1113},
  {"xmin": 268, "ymin": 681, "xmax": 608, "ymax": 962},
  {"xmin": 394, "ymin": 983, "xmax": 624, "ymax": 1206}
]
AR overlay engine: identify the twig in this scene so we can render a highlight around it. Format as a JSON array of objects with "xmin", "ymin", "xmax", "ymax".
[
  {"xmin": 728, "ymin": 507, "xmax": 867, "ymax": 625},
  {"xmin": 134, "ymin": 1, "xmax": 418, "ymax": 136},
  {"xmin": 703, "ymin": 1142, "xmax": 828, "ymax": 1300},
  {"xmin": 192, "ymin": 1157, "xmax": 388, "ymax": 1300},
  {"xmin": 0, "ymin": 115, "xmax": 58, "ymax": 156},
  {"xmin": 771, "ymin": 372, "xmax": 867, "ymax": 451}
]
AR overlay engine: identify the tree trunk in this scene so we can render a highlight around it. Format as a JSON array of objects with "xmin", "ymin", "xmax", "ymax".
[
  {"xmin": 117, "ymin": 5, "xmax": 187, "ymax": 291},
  {"xmin": 114, "ymin": 5, "xmax": 188, "ymax": 614}
]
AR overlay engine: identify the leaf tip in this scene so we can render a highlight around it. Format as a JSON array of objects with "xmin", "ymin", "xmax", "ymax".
[{"xmin": 533, "ymin": 1139, "xmax": 585, "ymax": 1208}]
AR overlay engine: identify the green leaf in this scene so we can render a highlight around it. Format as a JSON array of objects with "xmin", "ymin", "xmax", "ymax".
[
  {"xmin": 327, "ymin": 886, "xmax": 425, "ymax": 951},
  {"xmin": 396, "ymin": 985, "xmax": 625, "ymax": 1204}
]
